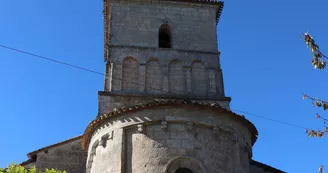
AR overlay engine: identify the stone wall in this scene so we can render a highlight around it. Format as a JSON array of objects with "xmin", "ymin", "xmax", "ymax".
[
  {"xmin": 97, "ymin": 93, "xmax": 231, "ymax": 115},
  {"xmin": 106, "ymin": 47, "xmax": 225, "ymax": 99},
  {"xmin": 145, "ymin": 58, "xmax": 162, "ymax": 94},
  {"xmin": 34, "ymin": 139, "xmax": 87, "ymax": 173},
  {"xmin": 104, "ymin": 0, "xmax": 226, "ymax": 99},
  {"xmin": 109, "ymin": 0, "xmax": 218, "ymax": 52},
  {"xmin": 87, "ymin": 106, "xmax": 253, "ymax": 173}
]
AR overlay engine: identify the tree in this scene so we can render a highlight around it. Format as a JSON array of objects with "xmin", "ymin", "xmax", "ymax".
[
  {"xmin": 302, "ymin": 33, "xmax": 328, "ymax": 173},
  {"xmin": 0, "ymin": 163, "xmax": 66, "ymax": 173},
  {"xmin": 302, "ymin": 32, "xmax": 328, "ymax": 138}
]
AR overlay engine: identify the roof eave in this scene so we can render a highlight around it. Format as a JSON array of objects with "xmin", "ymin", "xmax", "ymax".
[
  {"xmin": 82, "ymin": 99, "xmax": 258, "ymax": 151},
  {"xmin": 251, "ymin": 160, "xmax": 286, "ymax": 173},
  {"xmin": 26, "ymin": 135, "xmax": 83, "ymax": 158}
]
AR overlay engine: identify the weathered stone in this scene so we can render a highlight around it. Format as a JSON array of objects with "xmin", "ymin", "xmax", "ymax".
[{"xmin": 20, "ymin": 0, "xmax": 285, "ymax": 172}]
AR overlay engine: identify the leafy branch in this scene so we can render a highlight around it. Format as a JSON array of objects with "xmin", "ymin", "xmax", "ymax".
[
  {"xmin": 0, "ymin": 163, "xmax": 66, "ymax": 173},
  {"xmin": 303, "ymin": 32, "xmax": 327, "ymax": 70}
]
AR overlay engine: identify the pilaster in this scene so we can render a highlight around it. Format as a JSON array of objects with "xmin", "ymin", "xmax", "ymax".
[
  {"xmin": 138, "ymin": 63, "xmax": 146, "ymax": 93},
  {"xmin": 208, "ymin": 68, "xmax": 217, "ymax": 96},
  {"xmin": 184, "ymin": 66, "xmax": 192, "ymax": 94}
]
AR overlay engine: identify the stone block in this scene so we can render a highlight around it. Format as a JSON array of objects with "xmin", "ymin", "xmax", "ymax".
[{"xmin": 167, "ymin": 139, "xmax": 182, "ymax": 148}]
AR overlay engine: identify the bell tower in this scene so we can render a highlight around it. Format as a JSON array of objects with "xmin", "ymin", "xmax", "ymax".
[
  {"xmin": 99, "ymin": 0, "xmax": 230, "ymax": 115},
  {"xmin": 82, "ymin": 1, "xmax": 258, "ymax": 173}
]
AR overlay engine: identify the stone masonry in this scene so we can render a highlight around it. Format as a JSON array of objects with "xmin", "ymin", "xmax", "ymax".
[
  {"xmin": 85, "ymin": 106, "xmax": 254, "ymax": 173},
  {"xmin": 19, "ymin": 0, "xmax": 285, "ymax": 172},
  {"xmin": 104, "ymin": 0, "xmax": 228, "ymax": 106}
]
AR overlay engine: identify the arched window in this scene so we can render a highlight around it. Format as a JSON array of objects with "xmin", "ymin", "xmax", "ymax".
[
  {"xmin": 175, "ymin": 168, "xmax": 194, "ymax": 173},
  {"xmin": 158, "ymin": 24, "xmax": 171, "ymax": 48}
]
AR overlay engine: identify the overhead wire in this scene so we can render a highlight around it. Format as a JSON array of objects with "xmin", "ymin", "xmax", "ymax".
[
  {"xmin": 231, "ymin": 109, "xmax": 308, "ymax": 130},
  {"xmin": 0, "ymin": 43, "xmax": 312, "ymax": 131}
]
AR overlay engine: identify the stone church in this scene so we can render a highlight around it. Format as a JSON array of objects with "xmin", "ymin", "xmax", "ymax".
[{"xmin": 20, "ymin": 0, "xmax": 285, "ymax": 173}]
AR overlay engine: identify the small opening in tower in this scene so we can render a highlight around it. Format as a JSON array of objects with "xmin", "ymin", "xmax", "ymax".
[
  {"xmin": 159, "ymin": 24, "xmax": 171, "ymax": 48},
  {"xmin": 175, "ymin": 168, "xmax": 194, "ymax": 173}
]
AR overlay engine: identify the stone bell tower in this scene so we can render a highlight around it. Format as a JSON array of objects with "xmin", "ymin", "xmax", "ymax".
[
  {"xmin": 82, "ymin": 0, "xmax": 258, "ymax": 173},
  {"xmin": 98, "ymin": 0, "xmax": 232, "ymax": 114}
]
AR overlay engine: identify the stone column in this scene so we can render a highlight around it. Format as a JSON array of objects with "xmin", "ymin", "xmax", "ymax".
[
  {"xmin": 184, "ymin": 66, "xmax": 192, "ymax": 95},
  {"xmin": 208, "ymin": 68, "xmax": 217, "ymax": 96},
  {"xmin": 217, "ymin": 68, "xmax": 225, "ymax": 96},
  {"xmin": 162, "ymin": 65, "xmax": 169, "ymax": 94},
  {"xmin": 104, "ymin": 62, "xmax": 113, "ymax": 92},
  {"xmin": 112, "ymin": 63, "xmax": 122, "ymax": 91},
  {"xmin": 138, "ymin": 63, "xmax": 146, "ymax": 93}
]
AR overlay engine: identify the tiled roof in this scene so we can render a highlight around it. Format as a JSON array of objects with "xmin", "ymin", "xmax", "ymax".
[
  {"xmin": 20, "ymin": 159, "xmax": 35, "ymax": 167},
  {"xmin": 82, "ymin": 99, "xmax": 258, "ymax": 150},
  {"xmin": 20, "ymin": 135, "xmax": 83, "ymax": 167},
  {"xmin": 251, "ymin": 160, "xmax": 286, "ymax": 173}
]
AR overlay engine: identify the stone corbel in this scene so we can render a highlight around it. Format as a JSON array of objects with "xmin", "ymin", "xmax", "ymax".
[
  {"xmin": 138, "ymin": 124, "xmax": 145, "ymax": 133},
  {"xmin": 231, "ymin": 133, "xmax": 238, "ymax": 143},
  {"xmin": 98, "ymin": 138, "xmax": 105, "ymax": 148},
  {"xmin": 213, "ymin": 126, "xmax": 220, "ymax": 135},
  {"xmin": 161, "ymin": 120, "xmax": 168, "ymax": 130},
  {"xmin": 187, "ymin": 121, "xmax": 193, "ymax": 131},
  {"xmin": 99, "ymin": 132, "xmax": 112, "ymax": 148}
]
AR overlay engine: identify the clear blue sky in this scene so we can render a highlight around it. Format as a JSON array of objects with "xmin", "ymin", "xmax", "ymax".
[{"xmin": 0, "ymin": 0, "xmax": 327, "ymax": 172}]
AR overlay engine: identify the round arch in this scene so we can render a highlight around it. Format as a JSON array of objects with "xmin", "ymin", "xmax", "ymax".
[
  {"xmin": 175, "ymin": 168, "xmax": 194, "ymax": 173},
  {"xmin": 165, "ymin": 157, "xmax": 207, "ymax": 173}
]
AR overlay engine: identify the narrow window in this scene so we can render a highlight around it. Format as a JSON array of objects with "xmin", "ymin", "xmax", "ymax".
[
  {"xmin": 175, "ymin": 168, "xmax": 193, "ymax": 173},
  {"xmin": 159, "ymin": 24, "xmax": 171, "ymax": 48}
]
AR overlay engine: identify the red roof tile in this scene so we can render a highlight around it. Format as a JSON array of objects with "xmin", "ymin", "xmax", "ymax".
[{"xmin": 82, "ymin": 99, "xmax": 258, "ymax": 150}]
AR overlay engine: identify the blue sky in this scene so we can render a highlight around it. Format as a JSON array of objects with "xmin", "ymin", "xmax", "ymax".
[{"xmin": 0, "ymin": 0, "xmax": 327, "ymax": 172}]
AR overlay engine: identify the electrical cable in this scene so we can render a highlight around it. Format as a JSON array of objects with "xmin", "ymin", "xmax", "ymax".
[{"xmin": 0, "ymin": 43, "xmax": 314, "ymax": 131}]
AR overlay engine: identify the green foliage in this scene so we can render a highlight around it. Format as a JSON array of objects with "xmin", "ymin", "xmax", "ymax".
[{"xmin": 0, "ymin": 163, "xmax": 66, "ymax": 173}]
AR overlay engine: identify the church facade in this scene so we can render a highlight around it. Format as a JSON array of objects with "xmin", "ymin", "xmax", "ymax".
[{"xmin": 20, "ymin": 0, "xmax": 285, "ymax": 173}]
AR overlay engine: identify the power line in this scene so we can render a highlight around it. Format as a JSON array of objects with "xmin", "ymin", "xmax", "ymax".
[
  {"xmin": 0, "ymin": 43, "xmax": 313, "ymax": 131},
  {"xmin": 231, "ymin": 109, "xmax": 308, "ymax": 130},
  {"xmin": 0, "ymin": 44, "xmax": 172, "ymax": 95},
  {"xmin": 0, "ymin": 44, "xmax": 106, "ymax": 77},
  {"xmin": 0, "ymin": 44, "xmax": 211, "ymax": 86}
]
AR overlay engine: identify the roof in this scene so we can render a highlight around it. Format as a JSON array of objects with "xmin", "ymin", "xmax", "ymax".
[
  {"xmin": 82, "ymin": 99, "xmax": 258, "ymax": 150},
  {"xmin": 20, "ymin": 135, "xmax": 83, "ymax": 166},
  {"xmin": 251, "ymin": 160, "xmax": 286, "ymax": 173},
  {"xmin": 103, "ymin": 0, "xmax": 224, "ymax": 61}
]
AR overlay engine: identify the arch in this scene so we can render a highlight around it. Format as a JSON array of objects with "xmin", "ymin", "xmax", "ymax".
[
  {"xmin": 166, "ymin": 157, "xmax": 206, "ymax": 173},
  {"xmin": 122, "ymin": 57, "xmax": 139, "ymax": 92},
  {"xmin": 168, "ymin": 59, "xmax": 185, "ymax": 95},
  {"xmin": 159, "ymin": 24, "xmax": 171, "ymax": 48},
  {"xmin": 145, "ymin": 58, "xmax": 162, "ymax": 94},
  {"xmin": 191, "ymin": 60, "xmax": 207, "ymax": 97},
  {"xmin": 175, "ymin": 168, "xmax": 194, "ymax": 173}
]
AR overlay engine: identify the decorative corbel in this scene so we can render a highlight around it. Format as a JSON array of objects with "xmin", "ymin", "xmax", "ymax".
[
  {"xmin": 138, "ymin": 124, "xmax": 145, "ymax": 133},
  {"xmin": 100, "ymin": 133, "xmax": 111, "ymax": 148},
  {"xmin": 98, "ymin": 138, "xmax": 105, "ymax": 148},
  {"xmin": 187, "ymin": 121, "xmax": 193, "ymax": 131},
  {"xmin": 213, "ymin": 126, "xmax": 220, "ymax": 135},
  {"xmin": 231, "ymin": 133, "xmax": 238, "ymax": 143},
  {"xmin": 108, "ymin": 130, "xmax": 113, "ymax": 139},
  {"xmin": 161, "ymin": 120, "xmax": 168, "ymax": 130}
]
